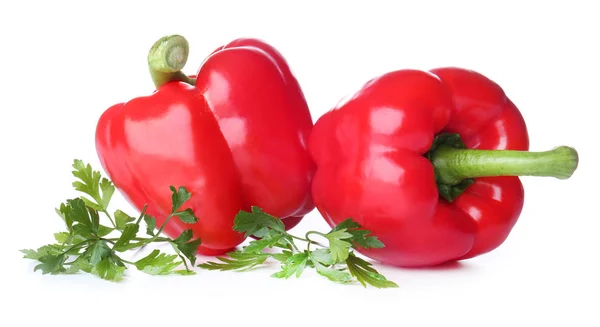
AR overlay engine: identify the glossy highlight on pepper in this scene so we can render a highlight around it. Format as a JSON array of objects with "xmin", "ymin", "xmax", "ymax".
[{"xmin": 309, "ymin": 67, "xmax": 578, "ymax": 267}]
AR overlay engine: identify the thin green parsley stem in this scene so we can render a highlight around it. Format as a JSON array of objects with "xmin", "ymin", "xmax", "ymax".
[
  {"xmin": 177, "ymin": 253, "xmax": 191, "ymax": 271},
  {"xmin": 102, "ymin": 209, "xmax": 117, "ymax": 228},
  {"xmin": 145, "ymin": 214, "xmax": 175, "ymax": 244},
  {"xmin": 135, "ymin": 205, "xmax": 148, "ymax": 225},
  {"xmin": 285, "ymin": 237, "xmax": 301, "ymax": 253},
  {"xmin": 305, "ymin": 231, "xmax": 328, "ymax": 248},
  {"xmin": 114, "ymin": 255, "xmax": 135, "ymax": 265},
  {"xmin": 60, "ymin": 239, "xmax": 92, "ymax": 256}
]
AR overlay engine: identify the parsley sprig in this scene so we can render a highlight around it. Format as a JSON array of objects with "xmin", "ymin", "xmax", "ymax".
[
  {"xmin": 198, "ymin": 207, "xmax": 398, "ymax": 288},
  {"xmin": 21, "ymin": 159, "xmax": 202, "ymax": 281}
]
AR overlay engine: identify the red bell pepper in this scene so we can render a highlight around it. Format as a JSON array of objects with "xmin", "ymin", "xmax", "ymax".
[
  {"xmin": 309, "ymin": 67, "xmax": 578, "ymax": 267},
  {"xmin": 95, "ymin": 35, "xmax": 315, "ymax": 255}
]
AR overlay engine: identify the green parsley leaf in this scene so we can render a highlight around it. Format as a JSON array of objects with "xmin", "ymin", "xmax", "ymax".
[
  {"xmin": 64, "ymin": 263, "xmax": 83, "ymax": 274},
  {"xmin": 21, "ymin": 244, "xmax": 65, "ymax": 260},
  {"xmin": 115, "ymin": 210, "xmax": 135, "ymax": 230},
  {"xmin": 346, "ymin": 253, "xmax": 398, "ymax": 288},
  {"xmin": 80, "ymin": 197, "xmax": 102, "ymax": 212},
  {"xmin": 271, "ymin": 252, "xmax": 309, "ymax": 279},
  {"xmin": 347, "ymin": 229, "xmax": 385, "ymax": 249},
  {"xmin": 171, "ymin": 229, "xmax": 201, "ymax": 266},
  {"xmin": 144, "ymin": 214, "xmax": 156, "ymax": 236},
  {"xmin": 233, "ymin": 207, "xmax": 286, "ymax": 237},
  {"xmin": 97, "ymin": 225, "xmax": 114, "ymax": 237},
  {"xmin": 171, "ymin": 229, "xmax": 192, "ymax": 244},
  {"xmin": 242, "ymin": 234, "xmax": 284, "ymax": 253},
  {"xmin": 174, "ymin": 208, "xmax": 198, "ymax": 224},
  {"xmin": 89, "ymin": 207, "xmax": 100, "ymax": 232},
  {"xmin": 21, "ymin": 249, "xmax": 41, "ymax": 260},
  {"xmin": 309, "ymin": 248, "xmax": 335, "ymax": 266},
  {"xmin": 309, "ymin": 251, "xmax": 353, "ymax": 284},
  {"xmin": 71, "ymin": 159, "xmax": 99, "ymax": 192},
  {"xmin": 198, "ymin": 252, "xmax": 271, "ymax": 271},
  {"xmin": 66, "ymin": 198, "xmax": 93, "ymax": 230},
  {"xmin": 72, "ymin": 224, "xmax": 95, "ymax": 239},
  {"xmin": 113, "ymin": 224, "xmax": 140, "ymax": 252},
  {"xmin": 91, "ymin": 256, "xmax": 126, "ymax": 282},
  {"xmin": 324, "ymin": 229, "xmax": 353, "ymax": 262},
  {"xmin": 71, "ymin": 159, "xmax": 114, "ymax": 211},
  {"xmin": 173, "ymin": 238, "xmax": 201, "ymax": 266},
  {"xmin": 134, "ymin": 250, "xmax": 181, "ymax": 275},
  {"xmin": 170, "ymin": 186, "xmax": 192, "ymax": 213},
  {"xmin": 314, "ymin": 263, "xmax": 353, "ymax": 284},
  {"xmin": 271, "ymin": 250, "xmax": 293, "ymax": 262},
  {"xmin": 332, "ymin": 218, "xmax": 384, "ymax": 249},
  {"xmin": 34, "ymin": 254, "xmax": 66, "ymax": 275},
  {"xmin": 66, "ymin": 256, "xmax": 94, "ymax": 274},
  {"xmin": 84, "ymin": 240, "xmax": 112, "ymax": 265},
  {"xmin": 54, "ymin": 232, "xmax": 70, "ymax": 244},
  {"xmin": 330, "ymin": 218, "xmax": 361, "ymax": 232},
  {"xmin": 98, "ymin": 178, "xmax": 115, "ymax": 210}
]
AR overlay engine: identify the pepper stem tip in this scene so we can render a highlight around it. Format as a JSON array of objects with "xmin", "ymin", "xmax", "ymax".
[
  {"xmin": 148, "ymin": 35, "xmax": 189, "ymax": 73},
  {"xmin": 147, "ymin": 35, "xmax": 195, "ymax": 88},
  {"xmin": 546, "ymin": 145, "xmax": 579, "ymax": 180}
]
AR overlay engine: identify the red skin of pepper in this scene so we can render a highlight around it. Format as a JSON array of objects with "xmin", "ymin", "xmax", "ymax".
[
  {"xmin": 96, "ymin": 39, "xmax": 315, "ymax": 255},
  {"xmin": 196, "ymin": 39, "xmax": 315, "ymax": 228},
  {"xmin": 308, "ymin": 67, "xmax": 529, "ymax": 267}
]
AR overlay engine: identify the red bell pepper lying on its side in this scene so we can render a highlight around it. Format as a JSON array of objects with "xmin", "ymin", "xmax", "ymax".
[
  {"xmin": 309, "ymin": 67, "xmax": 578, "ymax": 267},
  {"xmin": 96, "ymin": 35, "xmax": 315, "ymax": 255}
]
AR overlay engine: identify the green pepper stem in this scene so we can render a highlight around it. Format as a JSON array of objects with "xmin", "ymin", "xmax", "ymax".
[
  {"xmin": 431, "ymin": 145, "xmax": 579, "ymax": 185},
  {"xmin": 148, "ymin": 35, "xmax": 195, "ymax": 88}
]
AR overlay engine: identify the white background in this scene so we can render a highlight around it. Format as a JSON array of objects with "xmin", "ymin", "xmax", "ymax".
[{"xmin": 1, "ymin": 0, "xmax": 598, "ymax": 326}]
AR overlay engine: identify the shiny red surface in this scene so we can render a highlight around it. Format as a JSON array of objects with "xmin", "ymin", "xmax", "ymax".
[
  {"xmin": 196, "ymin": 39, "xmax": 315, "ymax": 223},
  {"xmin": 309, "ymin": 67, "xmax": 529, "ymax": 267},
  {"xmin": 96, "ymin": 39, "xmax": 314, "ymax": 254}
]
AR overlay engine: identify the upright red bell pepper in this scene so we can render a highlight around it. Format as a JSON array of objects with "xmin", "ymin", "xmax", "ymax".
[
  {"xmin": 309, "ymin": 67, "xmax": 578, "ymax": 267},
  {"xmin": 96, "ymin": 35, "xmax": 315, "ymax": 255}
]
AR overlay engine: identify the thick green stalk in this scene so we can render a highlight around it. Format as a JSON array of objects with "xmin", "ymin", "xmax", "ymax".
[{"xmin": 431, "ymin": 145, "xmax": 579, "ymax": 185}]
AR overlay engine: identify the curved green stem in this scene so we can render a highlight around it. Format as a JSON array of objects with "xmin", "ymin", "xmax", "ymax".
[
  {"xmin": 148, "ymin": 35, "xmax": 195, "ymax": 88},
  {"xmin": 305, "ymin": 231, "xmax": 328, "ymax": 249},
  {"xmin": 431, "ymin": 145, "xmax": 579, "ymax": 185}
]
